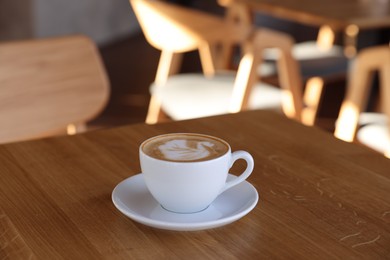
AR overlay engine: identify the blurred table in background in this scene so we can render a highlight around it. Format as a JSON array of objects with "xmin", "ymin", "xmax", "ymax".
[{"xmin": 219, "ymin": 0, "xmax": 390, "ymax": 57}]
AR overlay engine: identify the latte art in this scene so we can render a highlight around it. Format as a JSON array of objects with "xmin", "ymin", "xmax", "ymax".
[
  {"xmin": 142, "ymin": 133, "xmax": 229, "ymax": 162},
  {"xmin": 159, "ymin": 139, "xmax": 215, "ymax": 161}
]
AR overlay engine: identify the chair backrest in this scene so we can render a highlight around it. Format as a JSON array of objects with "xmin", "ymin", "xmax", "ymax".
[
  {"xmin": 130, "ymin": 0, "xmax": 199, "ymax": 52},
  {"xmin": 334, "ymin": 45, "xmax": 390, "ymax": 142},
  {"xmin": 0, "ymin": 35, "xmax": 110, "ymax": 144},
  {"xmin": 129, "ymin": 0, "xmax": 248, "ymax": 53}
]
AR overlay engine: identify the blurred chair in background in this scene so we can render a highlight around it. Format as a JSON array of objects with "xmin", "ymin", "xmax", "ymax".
[
  {"xmin": 261, "ymin": 37, "xmax": 348, "ymax": 126},
  {"xmin": 0, "ymin": 35, "xmax": 110, "ymax": 144},
  {"xmin": 334, "ymin": 45, "xmax": 390, "ymax": 158},
  {"xmin": 130, "ymin": 0, "xmax": 303, "ymax": 124},
  {"xmin": 219, "ymin": 0, "xmax": 348, "ymax": 126}
]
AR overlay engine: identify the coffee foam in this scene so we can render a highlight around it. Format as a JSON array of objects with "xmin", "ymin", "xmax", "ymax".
[
  {"xmin": 142, "ymin": 134, "xmax": 229, "ymax": 162},
  {"xmin": 159, "ymin": 139, "xmax": 216, "ymax": 161}
]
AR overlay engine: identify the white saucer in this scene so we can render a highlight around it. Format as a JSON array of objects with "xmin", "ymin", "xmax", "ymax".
[{"xmin": 112, "ymin": 173, "xmax": 258, "ymax": 231}]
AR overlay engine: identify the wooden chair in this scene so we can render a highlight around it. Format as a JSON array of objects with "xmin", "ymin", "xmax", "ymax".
[
  {"xmin": 0, "ymin": 35, "xmax": 110, "ymax": 144},
  {"xmin": 130, "ymin": 0, "xmax": 303, "ymax": 123},
  {"xmin": 334, "ymin": 45, "xmax": 390, "ymax": 157},
  {"xmin": 261, "ymin": 42, "xmax": 348, "ymax": 127},
  {"xmin": 219, "ymin": 0, "xmax": 348, "ymax": 126}
]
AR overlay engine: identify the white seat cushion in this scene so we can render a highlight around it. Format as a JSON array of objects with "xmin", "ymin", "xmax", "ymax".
[
  {"xmin": 359, "ymin": 112, "xmax": 388, "ymax": 126},
  {"xmin": 357, "ymin": 123, "xmax": 390, "ymax": 157},
  {"xmin": 259, "ymin": 41, "xmax": 348, "ymax": 78},
  {"xmin": 259, "ymin": 56, "xmax": 348, "ymax": 79},
  {"xmin": 357, "ymin": 113, "xmax": 390, "ymax": 157},
  {"xmin": 263, "ymin": 41, "xmax": 343, "ymax": 61},
  {"xmin": 151, "ymin": 72, "xmax": 282, "ymax": 121},
  {"xmin": 257, "ymin": 62, "xmax": 278, "ymax": 77}
]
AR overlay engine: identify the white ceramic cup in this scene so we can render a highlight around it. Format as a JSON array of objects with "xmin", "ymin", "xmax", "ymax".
[{"xmin": 139, "ymin": 133, "xmax": 254, "ymax": 213}]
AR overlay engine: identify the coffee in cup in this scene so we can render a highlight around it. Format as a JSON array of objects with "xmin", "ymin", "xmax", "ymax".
[
  {"xmin": 141, "ymin": 133, "xmax": 229, "ymax": 162},
  {"xmin": 140, "ymin": 133, "xmax": 254, "ymax": 213}
]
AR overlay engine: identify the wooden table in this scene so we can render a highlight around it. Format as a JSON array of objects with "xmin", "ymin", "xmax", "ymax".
[
  {"xmin": 223, "ymin": 0, "xmax": 390, "ymax": 30},
  {"xmin": 220, "ymin": 0, "xmax": 390, "ymax": 56},
  {"xmin": 1, "ymin": 110, "xmax": 389, "ymax": 259}
]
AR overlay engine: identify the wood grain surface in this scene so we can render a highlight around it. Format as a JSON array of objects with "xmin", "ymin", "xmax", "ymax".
[{"xmin": 0, "ymin": 110, "xmax": 389, "ymax": 259}]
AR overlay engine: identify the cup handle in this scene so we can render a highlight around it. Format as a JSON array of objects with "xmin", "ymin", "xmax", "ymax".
[{"xmin": 219, "ymin": 150, "xmax": 254, "ymax": 194}]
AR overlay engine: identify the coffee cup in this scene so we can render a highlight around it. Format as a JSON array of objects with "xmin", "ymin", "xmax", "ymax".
[{"xmin": 139, "ymin": 133, "xmax": 254, "ymax": 214}]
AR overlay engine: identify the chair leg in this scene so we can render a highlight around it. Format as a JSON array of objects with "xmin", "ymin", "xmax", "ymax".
[
  {"xmin": 277, "ymin": 49, "xmax": 304, "ymax": 121},
  {"xmin": 379, "ymin": 53, "xmax": 390, "ymax": 119},
  {"xmin": 301, "ymin": 77, "xmax": 325, "ymax": 126},
  {"xmin": 145, "ymin": 95, "xmax": 168, "ymax": 124},
  {"xmin": 146, "ymin": 50, "xmax": 183, "ymax": 124},
  {"xmin": 310, "ymin": 26, "xmax": 334, "ymax": 123},
  {"xmin": 155, "ymin": 50, "xmax": 183, "ymax": 85},
  {"xmin": 198, "ymin": 42, "xmax": 217, "ymax": 76},
  {"xmin": 334, "ymin": 56, "xmax": 374, "ymax": 142},
  {"xmin": 229, "ymin": 43, "xmax": 259, "ymax": 113},
  {"xmin": 219, "ymin": 41, "xmax": 235, "ymax": 70},
  {"xmin": 379, "ymin": 52, "xmax": 390, "ymax": 157},
  {"xmin": 316, "ymin": 25, "xmax": 335, "ymax": 51}
]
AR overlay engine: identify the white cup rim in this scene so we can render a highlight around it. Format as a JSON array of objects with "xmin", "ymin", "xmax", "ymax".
[{"xmin": 139, "ymin": 133, "xmax": 231, "ymax": 164}]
